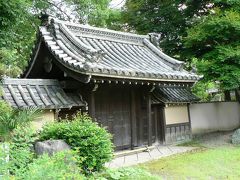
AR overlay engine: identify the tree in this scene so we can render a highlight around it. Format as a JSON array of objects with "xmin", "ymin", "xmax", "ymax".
[
  {"xmin": 0, "ymin": 0, "xmax": 113, "ymax": 78},
  {"xmin": 122, "ymin": 0, "xmax": 240, "ymax": 100},
  {"xmin": 184, "ymin": 4, "xmax": 240, "ymax": 99},
  {"xmin": 122, "ymin": 0, "xmax": 217, "ymax": 57},
  {"xmin": 0, "ymin": 0, "xmax": 37, "ymax": 77},
  {"xmin": 35, "ymin": 0, "xmax": 112, "ymax": 26}
]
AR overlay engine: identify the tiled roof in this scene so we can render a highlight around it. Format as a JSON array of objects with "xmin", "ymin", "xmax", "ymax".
[
  {"xmin": 152, "ymin": 86, "xmax": 200, "ymax": 104},
  {"xmin": 1, "ymin": 78, "xmax": 86, "ymax": 109},
  {"xmin": 23, "ymin": 18, "xmax": 199, "ymax": 82}
]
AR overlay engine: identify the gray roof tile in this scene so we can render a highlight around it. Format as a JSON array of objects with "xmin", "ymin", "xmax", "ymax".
[
  {"xmin": 152, "ymin": 86, "xmax": 200, "ymax": 103},
  {"xmin": 1, "ymin": 78, "xmax": 86, "ymax": 109},
  {"xmin": 24, "ymin": 18, "xmax": 200, "ymax": 82}
]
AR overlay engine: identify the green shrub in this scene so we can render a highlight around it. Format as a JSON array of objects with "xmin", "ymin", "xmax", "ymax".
[
  {"xmin": 0, "ymin": 100, "xmax": 40, "ymax": 142},
  {"xmin": 92, "ymin": 167, "xmax": 159, "ymax": 180},
  {"xmin": 14, "ymin": 151, "xmax": 85, "ymax": 180},
  {"xmin": 8, "ymin": 126, "xmax": 37, "ymax": 174},
  {"xmin": 0, "ymin": 100, "xmax": 12, "ymax": 115},
  {"xmin": 39, "ymin": 113, "xmax": 113, "ymax": 174},
  {"xmin": 0, "ymin": 143, "xmax": 9, "ymax": 177}
]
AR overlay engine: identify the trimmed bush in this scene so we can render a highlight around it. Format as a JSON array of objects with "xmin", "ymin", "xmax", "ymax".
[{"xmin": 39, "ymin": 113, "xmax": 113, "ymax": 174}]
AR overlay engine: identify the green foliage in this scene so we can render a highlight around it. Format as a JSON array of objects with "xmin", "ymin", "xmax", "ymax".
[
  {"xmin": 0, "ymin": 126, "xmax": 37, "ymax": 177},
  {"xmin": 105, "ymin": 9, "xmax": 124, "ymax": 31},
  {"xmin": 39, "ymin": 113, "xmax": 113, "ymax": 174},
  {"xmin": 122, "ymin": 0, "xmax": 240, "ymax": 57},
  {"xmin": 0, "ymin": 143, "xmax": 9, "ymax": 177},
  {"xmin": 0, "ymin": 0, "xmax": 39, "ymax": 77},
  {"xmin": 0, "ymin": 100, "xmax": 12, "ymax": 115},
  {"xmin": 192, "ymin": 81, "xmax": 218, "ymax": 101},
  {"xmin": 0, "ymin": 104, "xmax": 41, "ymax": 142},
  {"xmin": 8, "ymin": 126, "xmax": 37, "ymax": 174},
  {"xmin": 184, "ymin": 8, "xmax": 240, "ymax": 90},
  {"xmin": 92, "ymin": 167, "xmax": 159, "ymax": 180},
  {"xmin": 0, "ymin": 0, "xmax": 115, "ymax": 77},
  {"xmin": 14, "ymin": 151, "xmax": 85, "ymax": 180},
  {"xmin": 122, "ymin": 0, "xmax": 219, "ymax": 57}
]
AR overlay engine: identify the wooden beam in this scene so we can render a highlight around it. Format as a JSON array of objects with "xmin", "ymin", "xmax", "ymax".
[
  {"xmin": 89, "ymin": 91, "xmax": 95, "ymax": 119},
  {"xmin": 52, "ymin": 56, "xmax": 91, "ymax": 83},
  {"xmin": 147, "ymin": 93, "xmax": 152, "ymax": 146},
  {"xmin": 130, "ymin": 89, "xmax": 137, "ymax": 150},
  {"xmin": 89, "ymin": 84, "xmax": 98, "ymax": 120}
]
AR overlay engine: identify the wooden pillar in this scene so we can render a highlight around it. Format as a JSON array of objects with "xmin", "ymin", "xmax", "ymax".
[
  {"xmin": 130, "ymin": 89, "xmax": 137, "ymax": 150},
  {"xmin": 187, "ymin": 103, "xmax": 192, "ymax": 138},
  {"xmin": 89, "ymin": 91, "xmax": 95, "ymax": 118},
  {"xmin": 89, "ymin": 84, "xmax": 98, "ymax": 119},
  {"xmin": 147, "ymin": 93, "xmax": 152, "ymax": 146},
  {"xmin": 224, "ymin": 90, "xmax": 231, "ymax": 101},
  {"xmin": 162, "ymin": 106, "xmax": 167, "ymax": 144},
  {"xmin": 235, "ymin": 89, "xmax": 240, "ymax": 102},
  {"xmin": 54, "ymin": 109, "xmax": 60, "ymax": 120}
]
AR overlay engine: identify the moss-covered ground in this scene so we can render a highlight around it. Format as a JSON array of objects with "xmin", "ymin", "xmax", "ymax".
[{"xmin": 137, "ymin": 147, "xmax": 240, "ymax": 179}]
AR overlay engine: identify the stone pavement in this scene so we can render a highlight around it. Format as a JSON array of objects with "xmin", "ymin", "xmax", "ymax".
[{"xmin": 106, "ymin": 145, "xmax": 196, "ymax": 168}]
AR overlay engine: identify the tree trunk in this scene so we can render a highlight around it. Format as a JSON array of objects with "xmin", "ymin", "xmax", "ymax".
[
  {"xmin": 235, "ymin": 89, "xmax": 240, "ymax": 103},
  {"xmin": 224, "ymin": 90, "xmax": 231, "ymax": 101}
]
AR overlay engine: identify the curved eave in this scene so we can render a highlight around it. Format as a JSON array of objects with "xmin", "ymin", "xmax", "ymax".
[
  {"xmin": 21, "ymin": 35, "xmax": 43, "ymax": 78},
  {"xmin": 22, "ymin": 25, "xmax": 200, "ymax": 83},
  {"xmin": 47, "ymin": 44, "xmax": 198, "ymax": 83}
]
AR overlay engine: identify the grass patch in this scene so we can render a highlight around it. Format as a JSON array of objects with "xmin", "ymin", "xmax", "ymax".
[{"xmin": 138, "ymin": 147, "xmax": 240, "ymax": 179}]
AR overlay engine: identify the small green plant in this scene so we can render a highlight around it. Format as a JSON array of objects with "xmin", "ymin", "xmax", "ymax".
[
  {"xmin": 0, "ymin": 100, "xmax": 40, "ymax": 142},
  {"xmin": 8, "ymin": 126, "xmax": 38, "ymax": 174},
  {"xmin": 39, "ymin": 113, "xmax": 114, "ymax": 174},
  {"xmin": 0, "ymin": 142, "xmax": 9, "ymax": 177},
  {"xmin": 14, "ymin": 151, "xmax": 85, "ymax": 180},
  {"xmin": 92, "ymin": 167, "xmax": 159, "ymax": 180}
]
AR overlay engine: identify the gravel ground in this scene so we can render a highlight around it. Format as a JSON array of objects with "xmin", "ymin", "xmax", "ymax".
[{"xmin": 194, "ymin": 130, "xmax": 235, "ymax": 147}]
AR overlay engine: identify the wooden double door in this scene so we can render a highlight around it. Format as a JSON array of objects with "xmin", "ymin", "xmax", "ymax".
[{"xmin": 93, "ymin": 85, "xmax": 165, "ymax": 150}]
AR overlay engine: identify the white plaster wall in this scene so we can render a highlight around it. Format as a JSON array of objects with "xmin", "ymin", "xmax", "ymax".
[
  {"xmin": 31, "ymin": 110, "xmax": 55, "ymax": 131},
  {"xmin": 165, "ymin": 105, "xmax": 189, "ymax": 125},
  {"xmin": 190, "ymin": 102, "xmax": 240, "ymax": 134}
]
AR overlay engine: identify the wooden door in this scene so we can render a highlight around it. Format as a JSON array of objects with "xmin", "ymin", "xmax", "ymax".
[
  {"xmin": 151, "ymin": 105, "xmax": 165, "ymax": 144},
  {"xmin": 95, "ymin": 86, "xmax": 131, "ymax": 150}
]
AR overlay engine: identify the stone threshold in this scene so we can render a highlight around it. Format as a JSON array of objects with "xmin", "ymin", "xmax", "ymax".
[{"xmin": 114, "ymin": 145, "xmax": 155, "ymax": 158}]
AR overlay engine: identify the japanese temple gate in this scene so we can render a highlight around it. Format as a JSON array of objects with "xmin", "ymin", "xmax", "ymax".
[{"xmin": 1, "ymin": 16, "xmax": 199, "ymax": 150}]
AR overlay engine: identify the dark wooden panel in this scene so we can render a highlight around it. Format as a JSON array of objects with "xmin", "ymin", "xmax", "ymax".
[
  {"xmin": 94, "ymin": 85, "xmax": 131, "ymax": 150},
  {"xmin": 136, "ymin": 90, "xmax": 148, "ymax": 146},
  {"xmin": 89, "ymin": 91, "xmax": 95, "ymax": 119},
  {"xmin": 165, "ymin": 122, "xmax": 191, "ymax": 144},
  {"xmin": 151, "ymin": 105, "xmax": 165, "ymax": 144},
  {"xmin": 130, "ymin": 89, "xmax": 137, "ymax": 149},
  {"xmin": 147, "ymin": 93, "xmax": 152, "ymax": 146}
]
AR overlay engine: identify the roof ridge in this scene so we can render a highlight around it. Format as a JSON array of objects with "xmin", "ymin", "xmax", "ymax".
[
  {"xmin": 2, "ymin": 78, "xmax": 60, "ymax": 86},
  {"xmin": 51, "ymin": 18, "xmax": 148, "ymax": 41}
]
